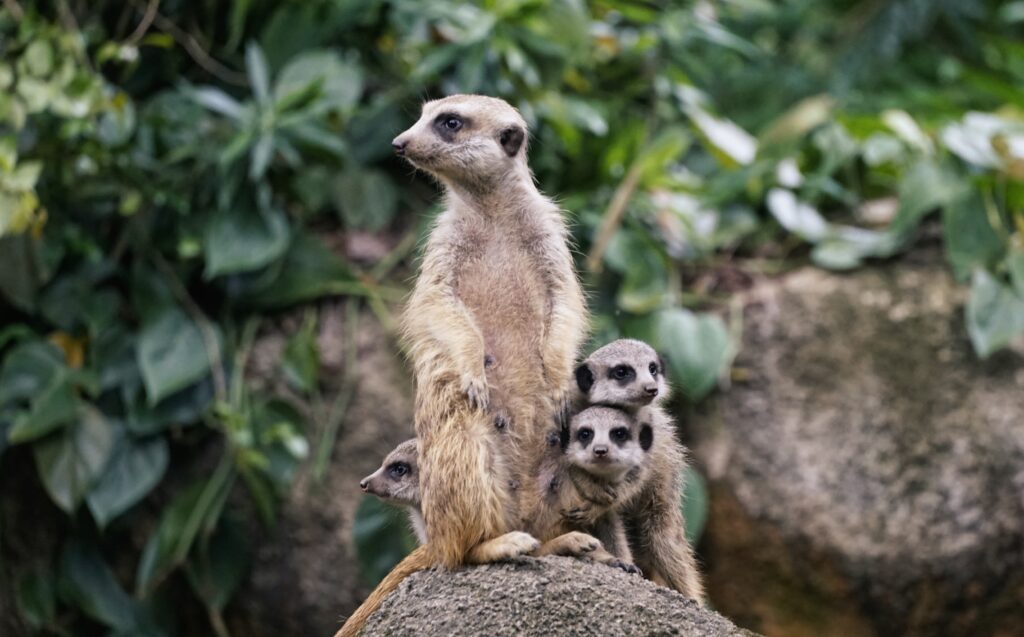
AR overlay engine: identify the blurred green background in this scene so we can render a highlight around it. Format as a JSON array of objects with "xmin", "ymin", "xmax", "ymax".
[{"xmin": 1, "ymin": 1, "xmax": 1023, "ymax": 635}]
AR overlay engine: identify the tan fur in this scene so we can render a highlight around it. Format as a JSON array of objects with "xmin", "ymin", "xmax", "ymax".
[
  {"xmin": 360, "ymin": 439, "xmax": 427, "ymax": 544},
  {"xmin": 574, "ymin": 339, "xmax": 705, "ymax": 603},
  {"xmin": 336, "ymin": 95, "xmax": 587, "ymax": 636},
  {"xmin": 529, "ymin": 406, "xmax": 644, "ymax": 574}
]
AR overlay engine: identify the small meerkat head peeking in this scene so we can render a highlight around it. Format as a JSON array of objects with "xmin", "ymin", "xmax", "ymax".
[
  {"xmin": 575, "ymin": 339, "xmax": 668, "ymax": 409},
  {"xmin": 359, "ymin": 438, "xmax": 420, "ymax": 507},
  {"xmin": 391, "ymin": 95, "xmax": 529, "ymax": 189},
  {"xmin": 565, "ymin": 406, "xmax": 645, "ymax": 480}
]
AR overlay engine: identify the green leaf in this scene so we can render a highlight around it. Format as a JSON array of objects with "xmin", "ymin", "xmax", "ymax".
[
  {"xmin": 681, "ymin": 466, "xmax": 708, "ymax": 546},
  {"xmin": 0, "ymin": 235, "xmax": 41, "ymax": 312},
  {"xmin": 353, "ymin": 496, "xmax": 417, "ymax": 587},
  {"xmin": 275, "ymin": 50, "xmax": 363, "ymax": 114},
  {"xmin": 249, "ymin": 132, "xmax": 275, "ymax": 179},
  {"xmin": 87, "ymin": 434, "xmax": 169, "ymax": 528},
  {"xmin": 283, "ymin": 312, "xmax": 319, "ymax": 393},
  {"xmin": 604, "ymin": 230, "xmax": 669, "ymax": 314},
  {"xmin": 8, "ymin": 372, "xmax": 78, "ymax": 443},
  {"xmin": 766, "ymin": 188, "xmax": 828, "ymax": 241},
  {"xmin": 235, "ymin": 233, "xmax": 357, "ymax": 309},
  {"xmin": 655, "ymin": 308, "xmax": 730, "ymax": 402},
  {"xmin": 966, "ymin": 268, "xmax": 1024, "ymax": 358},
  {"xmin": 185, "ymin": 516, "xmax": 250, "ymax": 611},
  {"xmin": 190, "ymin": 87, "xmax": 244, "ymax": 120},
  {"xmin": 943, "ymin": 191, "xmax": 1005, "ymax": 281},
  {"xmin": 136, "ymin": 464, "xmax": 234, "ymax": 596},
  {"xmin": 204, "ymin": 202, "xmax": 290, "ymax": 278},
  {"xmin": 59, "ymin": 540, "xmax": 136, "ymax": 630},
  {"xmin": 891, "ymin": 161, "xmax": 965, "ymax": 235},
  {"xmin": 332, "ymin": 168, "xmax": 398, "ymax": 232},
  {"xmin": 33, "ymin": 404, "xmax": 117, "ymax": 513},
  {"xmin": 0, "ymin": 340, "xmax": 64, "ymax": 404},
  {"xmin": 137, "ymin": 307, "xmax": 217, "ymax": 405},
  {"xmin": 246, "ymin": 43, "xmax": 271, "ymax": 105},
  {"xmin": 16, "ymin": 568, "xmax": 56, "ymax": 629},
  {"xmin": 1008, "ymin": 248, "xmax": 1024, "ymax": 297}
]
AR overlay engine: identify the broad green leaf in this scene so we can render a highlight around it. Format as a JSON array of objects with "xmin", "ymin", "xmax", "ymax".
[
  {"xmin": 87, "ymin": 435, "xmax": 169, "ymax": 528},
  {"xmin": 203, "ymin": 202, "xmax": 290, "ymax": 278},
  {"xmin": 190, "ymin": 87, "xmax": 244, "ymax": 120},
  {"xmin": 33, "ymin": 405, "xmax": 117, "ymax": 513},
  {"xmin": 16, "ymin": 568, "xmax": 56, "ymax": 629},
  {"xmin": 332, "ymin": 168, "xmax": 398, "ymax": 232},
  {"xmin": 942, "ymin": 191, "xmax": 1005, "ymax": 281},
  {"xmin": 766, "ymin": 188, "xmax": 828, "ymax": 241},
  {"xmin": 185, "ymin": 516, "xmax": 250, "ymax": 611},
  {"xmin": 0, "ymin": 340, "xmax": 64, "ymax": 404},
  {"xmin": 59, "ymin": 540, "xmax": 136, "ymax": 630},
  {"xmin": 966, "ymin": 268, "xmax": 1024, "ymax": 358},
  {"xmin": 137, "ymin": 306, "xmax": 217, "ymax": 405},
  {"xmin": 249, "ymin": 132, "xmax": 275, "ymax": 179},
  {"xmin": 1008, "ymin": 248, "xmax": 1024, "ymax": 297},
  {"xmin": 0, "ymin": 235, "xmax": 40, "ymax": 312},
  {"xmin": 275, "ymin": 50, "xmax": 363, "ymax": 113},
  {"xmin": 283, "ymin": 313, "xmax": 319, "ymax": 393},
  {"xmin": 235, "ymin": 233, "xmax": 357, "ymax": 309},
  {"xmin": 687, "ymin": 105, "xmax": 756, "ymax": 166},
  {"xmin": 604, "ymin": 230, "xmax": 669, "ymax": 313},
  {"xmin": 136, "ymin": 467, "xmax": 234, "ymax": 595},
  {"xmin": 759, "ymin": 95, "xmax": 834, "ymax": 145},
  {"xmin": 810, "ymin": 226, "xmax": 901, "ymax": 271},
  {"xmin": 681, "ymin": 466, "xmax": 708, "ymax": 546},
  {"xmin": 891, "ymin": 161, "xmax": 964, "ymax": 235},
  {"xmin": 248, "ymin": 399, "xmax": 308, "ymax": 489},
  {"xmin": 8, "ymin": 373, "xmax": 78, "ymax": 443},
  {"xmin": 22, "ymin": 41, "xmax": 54, "ymax": 77},
  {"xmin": 655, "ymin": 308, "xmax": 730, "ymax": 402},
  {"xmin": 353, "ymin": 496, "xmax": 417, "ymax": 587}
]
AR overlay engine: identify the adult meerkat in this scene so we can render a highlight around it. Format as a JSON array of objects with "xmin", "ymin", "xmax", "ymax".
[
  {"xmin": 337, "ymin": 95, "xmax": 588, "ymax": 636},
  {"xmin": 360, "ymin": 439, "xmax": 427, "ymax": 544},
  {"xmin": 574, "ymin": 339, "xmax": 706, "ymax": 602}
]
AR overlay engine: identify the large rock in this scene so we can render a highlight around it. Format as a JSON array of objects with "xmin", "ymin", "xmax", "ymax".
[
  {"xmin": 362, "ymin": 555, "xmax": 757, "ymax": 636},
  {"xmin": 691, "ymin": 251, "xmax": 1024, "ymax": 637}
]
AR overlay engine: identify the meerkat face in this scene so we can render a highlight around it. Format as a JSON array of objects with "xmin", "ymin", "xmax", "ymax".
[
  {"xmin": 391, "ymin": 95, "xmax": 528, "ymax": 188},
  {"xmin": 566, "ymin": 406, "xmax": 644, "ymax": 481},
  {"xmin": 360, "ymin": 438, "xmax": 420, "ymax": 507},
  {"xmin": 575, "ymin": 339, "xmax": 668, "ymax": 409}
]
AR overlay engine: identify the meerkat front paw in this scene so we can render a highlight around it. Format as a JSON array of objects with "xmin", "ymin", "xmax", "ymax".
[
  {"xmin": 608, "ymin": 559, "xmax": 643, "ymax": 576},
  {"xmin": 461, "ymin": 371, "xmax": 489, "ymax": 410},
  {"xmin": 499, "ymin": 531, "xmax": 542, "ymax": 556},
  {"xmin": 561, "ymin": 505, "xmax": 594, "ymax": 524}
]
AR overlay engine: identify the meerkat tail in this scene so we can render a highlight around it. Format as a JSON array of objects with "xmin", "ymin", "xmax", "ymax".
[{"xmin": 334, "ymin": 544, "xmax": 434, "ymax": 637}]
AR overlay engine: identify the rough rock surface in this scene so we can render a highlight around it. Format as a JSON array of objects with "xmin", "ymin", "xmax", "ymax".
[
  {"xmin": 362, "ymin": 555, "xmax": 757, "ymax": 637},
  {"xmin": 692, "ymin": 250, "xmax": 1024, "ymax": 637}
]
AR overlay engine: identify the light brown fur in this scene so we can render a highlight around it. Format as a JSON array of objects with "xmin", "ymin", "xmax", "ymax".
[
  {"xmin": 574, "ymin": 339, "xmax": 705, "ymax": 602},
  {"xmin": 336, "ymin": 95, "xmax": 588, "ymax": 636}
]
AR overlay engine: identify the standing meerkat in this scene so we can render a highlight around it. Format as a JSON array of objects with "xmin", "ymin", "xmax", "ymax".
[
  {"xmin": 360, "ymin": 439, "xmax": 427, "ymax": 545},
  {"xmin": 336, "ymin": 95, "xmax": 588, "ymax": 636},
  {"xmin": 574, "ymin": 339, "xmax": 706, "ymax": 603}
]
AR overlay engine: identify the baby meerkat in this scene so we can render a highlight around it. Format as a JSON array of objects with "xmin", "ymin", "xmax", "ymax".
[
  {"xmin": 574, "ymin": 339, "xmax": 706, "ymax": 603},
  {"xmin": 338, "ymin": 95, "xmax": 588, "ymax": 637},
  {"xmin": 530, "ymin": 405, "xmax": 646, "ymax": 574},
  {"xmin": 360, "ymin": 439, "xmax": 427, "ymax": 545}
]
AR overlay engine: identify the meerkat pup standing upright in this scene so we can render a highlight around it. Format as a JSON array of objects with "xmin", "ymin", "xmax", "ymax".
[
  {"xmin": 337, "ymin": 95, "xmax": 588, "ymax": 636},
  {"xmin": 573, "ymin": 339, "xmax": 706, "ymax": 603},
  {"xmin": 360, "ymin": 439, "xmax": 427, "ymax": 545}
]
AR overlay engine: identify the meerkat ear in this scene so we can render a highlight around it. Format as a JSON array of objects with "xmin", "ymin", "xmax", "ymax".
[
  {"xmin": 657, "ymin": 353, "xmax": 667, "ymax": 374},
  {"xmin": 574, "ymin": 364, "xmax": 594, "ymax": 393},
  {"xmin": 499, "ymin": 125, "xmax": 525, "ymax": 157},
  {"xmin": 639, "ymin": 424, "xmax": 653, "ymax": 452}
]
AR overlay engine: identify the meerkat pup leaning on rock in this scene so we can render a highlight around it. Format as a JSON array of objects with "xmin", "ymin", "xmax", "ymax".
[
  {"xmin": 573, "ymin": 339, "xmax": 706, "ymax": 602},
  {"xmin": 337, "ymin": 95, "xmax": 588, "ymax": 637},
  {"xmin": 360, "ymin": 439, "xmax": 427, "ymax": 545}
]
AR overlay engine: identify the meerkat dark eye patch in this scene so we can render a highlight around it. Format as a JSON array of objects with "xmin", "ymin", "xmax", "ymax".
[
  {"xmin": 639, "ymin": 424, "xmax": 653, "ymax": 452},
  {"xmin": 610, "ymin": 364, "xmax": 636, "ymax": 384},
  {"xmin": 499, "ymin": 125, "xmax": 525, "ymax": 157},
  {"xmin": 576, "ymin": 427, "xmax": 593, "ymax": 447},
  {"xmin": 388, "ymin": 462, "xmax": 410, "ymax": 479},
  {"xmin": 575, "ymin": 364, "xmax": 594, "ymax": 393},
  {"xmin": 610, "ymin": 427, "xmax": 630, "ymax": 444},
  {"xmin": 433, "ymin": 112, "xmax": 466, "ymax": 141}
]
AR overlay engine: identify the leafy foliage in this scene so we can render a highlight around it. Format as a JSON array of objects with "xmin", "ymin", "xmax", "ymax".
[{"xmin": 1, "ymin": 0, "xmax": 1023, "ymax": 631}]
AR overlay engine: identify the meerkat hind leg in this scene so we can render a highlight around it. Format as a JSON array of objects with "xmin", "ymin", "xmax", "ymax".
[
  {"xmin": 536, "ymin": 532, "xmax": 642, "ymax": 576},
  {"xmin": 465, "ymin": 531, "xmax": 541, "ymax": 564}
]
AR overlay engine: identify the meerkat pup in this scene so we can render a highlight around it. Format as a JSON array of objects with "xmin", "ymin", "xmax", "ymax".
[
  {"xmin": 360, "ymin": 439, "xmax": 427, "ymax": 545},
  {"xmin": 531, "ymin": 405, "xmax": 648, "ymax": 574},
  {"xmin": 337, "ymin": 95, "xmax": 588, "ymax": 636},
  {"xmin": 573, "ymin": 339, "xmax": 706, "ymax": 603}
]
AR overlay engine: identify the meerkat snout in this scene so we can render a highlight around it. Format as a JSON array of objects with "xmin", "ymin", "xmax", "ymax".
[
  {"xmin": 593, "ymin": 445, "xmax": 608, "ymax": 456},
  {"xmin": 391, "ymin": 138, "xmax": 407, "ymax": 155},
  {"xmin": 359, "ymin": 478, "xmax": 369, "ymax": 490},
  {"xmin": 644, "ymin": 385, "xmax": 659, "ymax": 397}
]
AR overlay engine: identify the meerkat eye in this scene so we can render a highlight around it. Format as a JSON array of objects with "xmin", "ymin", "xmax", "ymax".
[
  {"xmin": 611, "ymin": 365, "xmax": 634, "ymax": 381},
  {"xmin": 649, "ymin": 362, "xmax": 658, "ymax": 375},
  {"xmin": 389, "ymin": 463, "xmax": 409, "ymax": 478},
  {"xmin": 611, "ymin": 427, "xmax": 629, "ymax": 442},
  {"xmin": 444, "ymin": 117, "xmax": 462, "ymax": 131},
  {"xmin": 577, "ymin": 428, "xmax": 593, "ymax": 443}
]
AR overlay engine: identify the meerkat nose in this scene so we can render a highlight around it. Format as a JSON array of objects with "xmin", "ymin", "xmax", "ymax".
[
  {"xmin": 359, "ymin": 479, "xmax": 369, "ymax": 491},
  {"xmin": 644, "ymin": 385, "xmax": 659, "ymax": 396},
  {"xmin": 391, "ymin": 138, "xmax": 407, "ymax": 155},
  {"xmin": 593, "ymin": 445, "xmax": 608, "ymax": 456}
]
